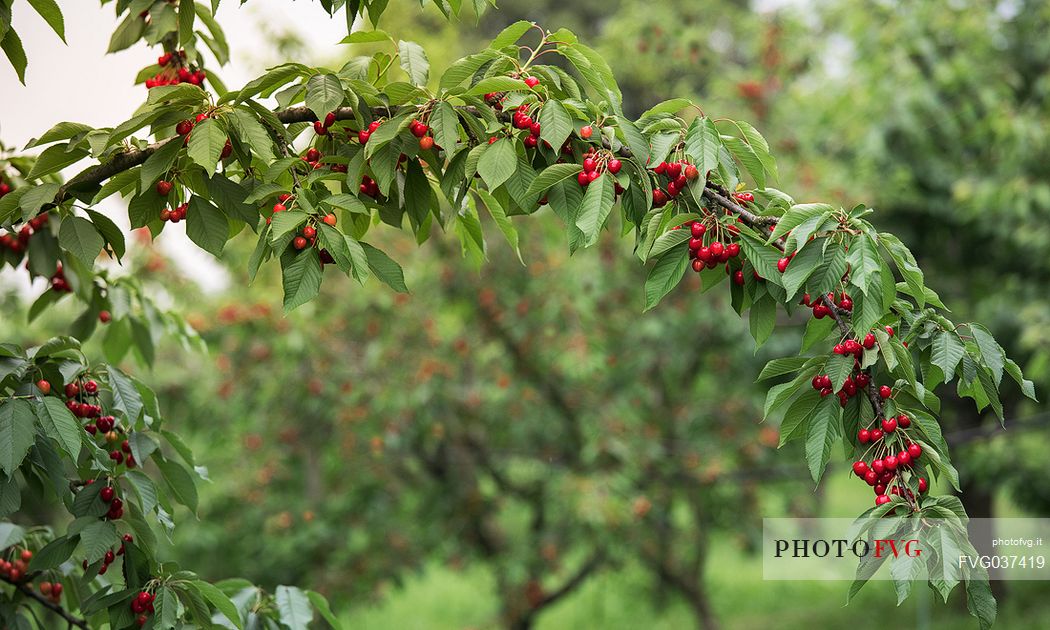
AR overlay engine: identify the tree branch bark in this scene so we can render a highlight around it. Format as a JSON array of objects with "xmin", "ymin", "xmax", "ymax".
[{"xmin": 1, "ymin": 575, "xmax": 87, "ymax": 628}]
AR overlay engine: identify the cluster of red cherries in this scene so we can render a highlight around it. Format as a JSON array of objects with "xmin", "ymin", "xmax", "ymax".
[
  {"xmin": 802, "ymin": 290, "xmax": 854, "ymax": 319},
  {"xmin": 42, "ymin": 378, "xmax": 137, "ymax": 468},
  {"xmin": 144, "ymin": 50, "xmax": 207, "ymax": 88},
  {"xmin": 511, "ymin": 105, "xmax": 545, "ymax": 149},
  {"xmin": 81, "ymin": 528, "xmax": 133, "ymax": 576},
  {"xmin": 650, "ymin": 160, "xmax": 700, "ymax": 207},
  {"xmin": 130, "ymin": 590, "xmax": 157, "ymax": 626},
  {"xmin": 850, "ymin": 414, "xmax": 928, "ymax": 506},
  {"xmin": 684, "ymin": 221, "xmax": 744, "ymax": 278},
  {"xmin": 313, "ymin": 112, "xmax": 338, "ymax": 136},
  {"xmin": 160, "ymin": 202, "xmax": 187, "ymax": 223},
  {"xmin": 576, "ymin": 151, "xmax": 622, "ymax": 187},
  {"xmin": 410, "ymin": 119, "xmax": 435, "ymax": 150},
  {"xmin": 357, "ymin": 120, "xmax": 383, "ymax": 145},
  {"xmin": 359, "ymin": 175, "xmax": 381, "ymax": 199},
  {"xmin": 0, "ymin": 212, "xmax": 49, "ymax": 256},
  {"xmin": 37, "ymin": 578, "xmax": 64, "ymax": 603},
  {"xmin": 0, "ymin": 548, "xmax": 33, "ymax": 583}
]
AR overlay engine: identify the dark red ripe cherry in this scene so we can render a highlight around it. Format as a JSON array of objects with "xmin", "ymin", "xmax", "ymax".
[
  {"xmin": 691, "ymin": 222, "xmax": 705, "ymax": 238},
  {"xmin": 273, "ymin": 203, "xmax": 286, "ymax": 214},
  {"xmin": 726, "ymin": 243, "xmax": 740, "ymax": 257},
  {"xmin": 306, "ymin": 148, "xmax": 321, "ymax": 162},
  {"xmin": 864, "ymin": 471, "xmax": 878, "ymax": 486},
  {"xmin": 907, "ymin": 443, "xmax": 922, "ymax": 459},
  {"xmin": 884, "ymin": 455, "xmax": 898, "ymax": 471},
  {"xmin": 358, "ymin": 130, "xmax": 371, "ymax": 144},
  {"xmin": 691, "ymin": 259, "xmax": 704, "ymax": 272},
  {"xmin": 852, "ymin": 461, "xmax": 868, "ymax": 477},
  {"xmin": 855, "ymin": 373, "xmax": 870, "ymax": 388},
  {"xmin": 607, "ymin": 158, "xmax": 623, "ymax": 174},
  {"xmin": 862, "ymin": 333, "xmax": 876, "ymax": 349},
  {"xmin": 195, "ymin": 113, "xmax": 208, "ymax": 123},
  {"xmin": 684, "ymin": 164, "xmax": 699, "ymax": 180},
  {"xmin": 110, "ymin": 451, "xmax": 123, "ymax": 464},
  {"xmin": 524, "ymin": 76, "xmax": 540, "ymax": 88},
  {"xmin": 777, "ymin": 257, "xmax": 789, "ymax": 273},
  {"xmin": 652, "ymin": 189, "xmax": 668, "ymax": 207},
  {"xmin": 579, "ymin": 125, "xmax": 593, "ymax": 139},
  {"xmin": 875, "ymin": 495, "xmax": 891, "ymax": 506},
  {"xmin": 879, "ymin": 385, "xmax": 892, "ymax": 399},
  {"xmin": 302, "ymin": 225, "xmax": 317, "ymax": 239},
  {"xmin": 84, "ymin": 380, "xmax": 98, "ymax": 394},
  {"xmin": 582, "ymin": 158, "xmax": 597, "ymax": 173},
  {"xmin": 99, "ymin": 310, "xmax": 111, "ymax": 323},
  {"xmin": 410, "ymin": 120, "xmax": 427, "ymax": 137},
  {"xmin": 734, "ymin": 192, "xmax": 755, "ymax": 203},
  {"xmin": 897, "ymin": 451, "xmax": 911, "ymax": 467},
  {"xmin": 874, "ymin": 484, "xmax": 887, "ymax": 495},
  {"xmin": 36, "ymin": 380, "xmax": 51, "ymax": 394},
  {"xmin": 176, "ymin": 120, "xmax": 193, "ymax": 135},
  {"xmin": 156, "ymin": 180, "xmax": 172, "ymax": 196},
  {"xmin": 858, "ymin": 428, "xmax": 871, "ymax": 444},
  {"xmin": 732, "ymin": 270, "xmax": 744, "ymax": 285},
  {"xmin": 897, "ymin": 414, "xmax": 911, "ymax": 428},
  {"xmin": 709, "ymin": 242, "xmax": 724, "ymax": 258},
  {"xmin": 577, "ymin": 172, "xmax": 591, "ymax": 187},
  {"xmin": 871, "ymin": 459, "xmax": 885, "ymax": 474},
  {"xmin": 839, "ymin": 297, "xmax": 853, "ymax": 311},
  {"xmin": 918, "ymin": 478, "xmax": 928, "ymax": 493},
  {"xmin": 64, "ymin": 383, "xmax": 79, "ymax": 398},
  {"xmin": 881, "ymin": 417, "xmax": 897, "ymax": 433},
  {"xmin": 313, "ymin": 121, "xmax": 328, "ymax": 135},
  {"xmin": 293, "ymin": 236, "xmax": 308, "ymax": 250},
  {"xmin": 324, "ymin": 112, "xmax": 337, "ymax": 128},
  {"xmin": 885, "ymin": 325, "xmax": 895, "ymax": 337}
]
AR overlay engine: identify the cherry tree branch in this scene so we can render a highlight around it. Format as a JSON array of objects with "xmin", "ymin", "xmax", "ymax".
[{"xmin": 0, "ymin": 575, "xmax": 87, "ymax": 629}]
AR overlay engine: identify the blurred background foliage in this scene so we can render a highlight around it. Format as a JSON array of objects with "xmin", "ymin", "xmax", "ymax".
[{"xmin": 3, "ymin": 0, "xmax": 1049, "ymax": 627}]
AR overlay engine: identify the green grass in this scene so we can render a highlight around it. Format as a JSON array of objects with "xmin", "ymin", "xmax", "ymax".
[{"xmin": 341, "ymin": 476, "xmax": 1050, "ymax": 629}]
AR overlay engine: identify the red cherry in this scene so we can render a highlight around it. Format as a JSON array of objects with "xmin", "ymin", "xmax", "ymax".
[
  {"xmin": 293, "ymin": 236, "xmax": 308, "ymax": 250},
  {"xmin": 64, "ymin": 383, "xmax": 79, "ymax": 398},
  {"xmin": 652, "ymin": 189, "xmax": 668, "ymax": 207},
  {"xmin": 868, "ymin": 429, "xmax": 882, "ymax": 443},
  {"xmin": 839, "ymin": 297, "xmax": 853, "ymax": 311},
  {"xmin": 323, "ymin": 214, "xmax": 337, "ymax": 226},
  {"xmin": 524, "ymin": 76, "xmax": 540, "ymax": 88},
  {"xmin": 302, "ymin": 225, "xmax": 317, "ymax": 239},
  {"xmin": 579, "ymin": 125, "xmax": 593, "ymax": 139},
  {"xmin": 871, "ymin": 459, "xmax": 885, "ymax": 474},
  {"xmin": 862, "ymin": 333, "xmax": 876, "ymax": 349},
  {"xmin": 358, "ymin": 130, "xmax": 371, "ymax": 144},
  {"xmin": 884, "ymin": 455, "xmax": 899, "ymax": 471},
  {"xmin": 273, "ymin": 203, "xmax": 286, "ymax": 214},
  {"xmin": 691, "ymin": 259, "xmax": 704, "ymax": 273},
  {"xmin": 36, "ymin": 380, "xmax": 51, "ymax": 394},
  {"xmin": 684, "ymin": 164, "xmax": 699, "ymax": 180},
  {"xmin": 155, "ymin": 180, "xmax": 172, "ymax": 196},
  {"xmin": 907, "ymin": 443, "xmax": 922, "ymax": 459},
  {"xmin": 852, "ymin": 461, "xmax": 868, "ymax": 477},
  {"xmin": 776, "ymin": 257, "xmax": 789, "ymax": 273},
  {"xmin": 195, "ymin": 113, "xmax": 208, "ymax": 123},
  {"xmin": 99, "ymin": 310, "xmax": 111, "ymax": 323},
  {"xmin": 419, "ymin": 136, "xmax": 435, "ymax": 151},
  {"xmin": 410, "ymin": 120, "xmax": 427, "ymax": 137},
  {"xmin": 897, "ymin": 451, "xmax": 911, "ymax": 467},
  {"xmin": 577, "ymin": 172, "xmax": 591, "ymax": 187},
  {"xmin": 875, "ymin": 495, "xmax": 891, "ymax": 506},
  {"xmin": 874, "ymin": 484, "xmax": 887, "ymax": 496},
  {"xmin": 732, "ymin": 270, "xmax": 744, "ymax": 285},
  {"xmin": 582, "ymin": 158, "xmax": 597, "ymax": 173},
  {"xmin": 726, "ymin": 243, "xmax": 740, "ymax": 257},
  {"xmin": 176, "ymin": 120, "xmax": 193, "ymax": 135},
  {"xmin": 918, "ymin": 478, "xmax": 928, "ymax": 493},
  {"xmin": 84, "ymin": 380, "xmax": 98, "ymax": 394},
  {"xmin": 607, "ymin": 159, "xmax": 622, "ymax": 174},
  {"xmin": 306, "ymin": 148, "xmax": 321, "ymax": 162},
  {"xmin": 855, "ymin": 373, "xmax": 870, "ymax": 389},
  {"xmin": 897, "ymin": 414, "xmax": 911, "ymax": 428},
  {"xmin": 858, "ymin": 428, "xmax": 871, "ymax": 444},
  {"xmin": 324, "ymin": 112, "xmax": 337, "ymax": 128},
  {"xmin": 881, "ymin": 417, "xmax": 897, "ymax": 433},
  {"xmin": 879, "ymin": 385, "xmax": 892, "ymax": 399},
  {"xmin": 885, "ymin": 325, "xmax": 895, "ymax": 337},
  {"xmin": 690, "ymin": 223, "xmax": 705, "ymax": 238},
  {"xmin": 709, "ymin": 242, "xmax": 724, "ymax": 258},
  {"xmin": 863, "ymin": 471, "xmax": 878, "ymax": 486},
  {"xmin": 734, "ymin": 192, "xmax": 755, "ymax": 203}
]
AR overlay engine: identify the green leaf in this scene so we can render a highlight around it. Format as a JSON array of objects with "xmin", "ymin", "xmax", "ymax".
[
  {"xmin": 138, "ymin": 138, "xmax": 182, "ymax": 191},
  {"xmin": 307, "ymin": 591, "xmax": 343, "ymax": 629},
  {"xmin": 768, "ymin": 204, "xmax": 833, "ymax": 243},
  {"xmin": 525, "ymin": 163, "xmax": 583, "ymax": 197},
  {"xmin": 35, "ymin": 398, "xmax": 81, "ymax": 461},
  {"xmin": 178, "ymin": 0, "xmax": 195, "ymax": 45},
  {"xmin": 847, "ymin": 234, "xmax": 881, "ymax": 293},
  {"xmin": 721, "ymin": 134, "xmax": 765, "ymax": 188},
  {"xmin": 477, "ymin": 138, "xmax": 517, "ymax": 190},
  {"xmin": 193, "ymin": 580, "xmax": 244, "ymax": 629},
  {"xmin": 617, "ymin": 117, "xmax": 650, "ymax": 166},
  {"xmin": 339, "ymin": 30, "xmax": 392, "ymax": 44},
  {"xmin": 28, "ymin": 534, "xmax": 78, "ymax": 571},
  {"xmin": 275, "ymin": 585, "xmax": 314, "ymax": 630},
  {"xmin": 107, "ymin": 365, "xmax": 144, "ymax": 424},
  {"xmin": 779, "ymin": 389, "xmax": 821, "ymax": 447},
  {"xmin": 825, "ymin": 354, "xmax": 854, "ymax": 391},
  {"xmin": 27, "ymin": 0, "xmax": 65, "ymax": 41},
  {"xmin": 749, "ymin": 294, "xmax": 776, "ymax": 347},
  {"xmin": 0, "ymin": 523, "xmax": 26, "ymax": 549},
  {"xmin": 157, "ymin": 456, "xmax": 199, "ymax": 513},
  {"xmin": 27, "ymin": 143, "xmax": 88, "ymax": 180},
  {"xmin": 538, "ymin": 100, "xmax": 572, "ymax": 153},
  {"xmin": 758, "ymin": 357, "xmax": 813, "ymax": 381},
  {"xmin": 969, "ymin": 324, "xmax": 1005, "ymax": 386},
  {"xmin": 489, "ymin": 20, "xmax": 533, "ymax": 49},
  {"xmin": 79, "ymin": 520, "xmax": 118, "ymax": 563},
  {"xmin": 575, "ymin": 174, "xmax": 615, "ymax": 247},
  {"xmin": 305, "ymin": 73, "xmax": 344, "ymax": 119},
  {"xmin": 187, "ymin": 117, "xmax": 226, "ymax": 174},
  {"xmin": 965, "ymin": 571, "xmax": 997, "ymax": 630},
  {"xmin": 397, "ymin": 40, "xmax": 429, "ymax": 85},
  {"xmin": 1, "ymin": 28, "xmax": 27, "ymax": 84},
  {"xmin": 805, "ymin": 397, "xmax": 840, "ymax": 483},
  {"xmin": 1004, "ymin": 358, "xmax": 1037, "ymax": 401},
  {"xmin": 155, "ymin": 586, "xmax": 178, "ymax": 629},
  {"xmin": 462, "ymin": 76, "xmax": 531, "ymax": 96},
  {"xmin": 361, "ymin": 243, "xmax": 408, "ymax": 292},
  {"xmin": 643, "ymin": 246, "xmax": 689, "ymax": 311},
  {"xmin": 0, "ymin": 400, "xmax": 33, "ymax": 476},
  {"xmin": 781, "ymin": 240, "xmax": 823, "ymax": 296},
  {"xmin": 280, "ymin": 248, "xmax": 323, "ymax": 313},
  {"xmin": 475, "ymin": 189, "xmax": 521, "ymax": 262},
  {"xmin": 430, "ymin": 101, "xmax": 460, "ymax": 152},
  {"xmin": 185, "ymin": 196, "xmax": 229, "ymax": 257},
  {"xmin": 932, "ymin": 330, "xmax": 966, "ymax": 382}
]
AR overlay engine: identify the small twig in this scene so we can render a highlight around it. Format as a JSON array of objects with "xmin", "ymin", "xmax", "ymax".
[{"xmin": 1, "ymin": 576, "xmax": 87, "ymax": 628}]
